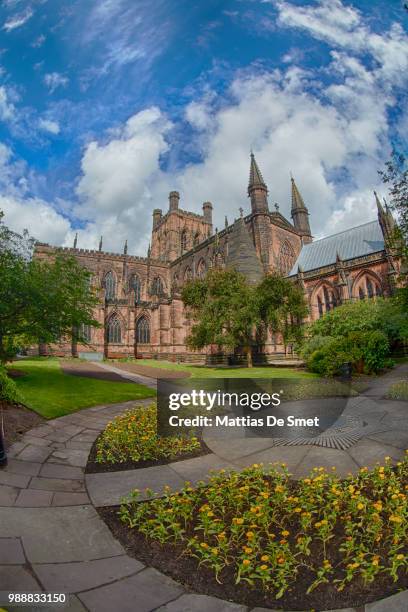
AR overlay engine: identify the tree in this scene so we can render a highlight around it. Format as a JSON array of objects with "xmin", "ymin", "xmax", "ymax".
[
  {"xmin": 0, "ymin": 211, "xmax": 100, "ymax": 363},
  {"xmin": 182, "ymin": 268, "xmax": 259, "ymax": 367},
  {"xmin": 257, "ymin": 273, "xmax": 308, "ymax": 354},
  {"xmin": 378, "ymin": 151, "xmax": 408, "ymax": 304}
]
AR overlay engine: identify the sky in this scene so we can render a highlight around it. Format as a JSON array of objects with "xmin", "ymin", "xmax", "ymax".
[{"xmin": 0, "ymin": 0, "xmax": 407, "ymax": 255}]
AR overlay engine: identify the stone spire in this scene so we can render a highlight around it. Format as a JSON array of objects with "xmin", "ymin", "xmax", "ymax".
[
  {"xmin": 291, "ymin": 176, "xmax": 312, "ymax": 242},
  {"xmin": 73, "ymin": 233, "xmax": 78, "ymax": 249},
  {"xmin": 98, "ymin": 236, "xmax": 103, "ymax": 252},
  {"xmin": 248, "ymin": 152, "xmax": 269, "ymax": 214},
  {"xmin": 123, "ymin": 240, "xmax": 128, "ymax": 255},
  {"xmin": 375, "ymin": 191, "xmax": 395, "ymax": 243}
]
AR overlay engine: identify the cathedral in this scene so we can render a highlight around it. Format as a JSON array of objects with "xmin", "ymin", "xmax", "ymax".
[{"xmin": 34, "ymin": 153, "xmax": 400, "ymax": 362}]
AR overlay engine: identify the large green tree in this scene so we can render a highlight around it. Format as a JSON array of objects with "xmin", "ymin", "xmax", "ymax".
[
  {"xmin": 257, "ymin": 272, "xmax": 308, "ymax": 354},
  {"xmin": 182, "ymin": 268, "xmax": 259, "ymax": 367},
  {"xmin": 0, "ymin": 211, "xmax": 99, "ymax": 363}
]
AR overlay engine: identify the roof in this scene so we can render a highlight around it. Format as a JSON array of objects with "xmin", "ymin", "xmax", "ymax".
[
  {"xmin": 248, "ymin": 152, "xmax": 267, "ymax": 192},
  {"xmin": 289, "ymin": 219, "xmax": 385, "ymax": 275}
]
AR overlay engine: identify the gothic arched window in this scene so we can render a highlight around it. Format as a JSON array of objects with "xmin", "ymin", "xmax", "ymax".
[
  {"xmin": 184, "ymin": 267, "xmax": 193, "ymax": 281},
  {"xmin": 317, "ymin": 295, "xmax": 323, "ymax": 317},
  {"xmin": 104, "ymin": 271, "xmax": 116, "ymax": 300},
  {"xmin": 151, "ymin": 276, "xmax": 164, "ymax": 296},
  {"xmin": 196, "ymin": 259, "xmax": 206, "ymax": 279},
  {"xmin": 80, "ymin": 323, "xmax": 92, "ymax": 343},
  {"xmin": 136, "ymin": 316, "xmax": 150, "ymax": 344},
  {"xmin": 366, "ymin": 278, "xmax": 374, "ymax": 298},
  {"xmin": 193, "ymin": 232, "xmax": 200, "ymax": 247},
  {"xmin": 359, "ymin": 286, "xmax": 365, "ymax": 300},
  {"xmin": 181, "ymin": 230, "xmax": 187, "ymax": 252},
  {"xmin": 278, "ymin": 241, "xmax": 295, "ymax": 275},
  {"xmin": 129, "ymin": 274, "xmax": 141, "ymax": 303},
  {"xmin": 323, "ymin": 286, "xmax": 331, "ymax": 311},
  {"xmin": 107, "ymin": 315, "xmax": 122, "ymax": 343}
]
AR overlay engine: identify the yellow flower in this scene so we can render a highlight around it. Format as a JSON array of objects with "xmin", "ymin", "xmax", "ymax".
[
  {"xmin": 242, "ymin": 559, "xmax": 251, "ymax": 566},
  {"xmin": 242, "ymin": 546, "xmax": 252, "ymax": 554},
  {"xmin": 390, "ymin": 515, "xmax": 403, "ymax": 523},
  {"xmin": 260, "ymin": 564, "xmax": 268, "ymax": 570},
  {"xmin": 277, "ymin": 556, "xmax": 285, "ymax": 564},
  {"xmin": 357, "ymin": 502, "xmax": 364, "ymax": 510},
  {"xmin": 396, "ymin": 554, "xmax": 405, "ymax": 560},
  {"xmin": 294, "ymin": 507, "xmax": 302, "ymax": 513},
  {"xmin": 281, "ymin": 530, "xmax": 290, "ymax": 537},
  {"xmin": 246, "ymin": 531, "xmax": 255, "ymax": 539},
  {"xmin": 234, "ymin": 517, "xmax": 244, "ymax": 525},
  {"xmin": 200, "ymin": 542, "xmax": 209, "ymax": 549},
  {"xmin": 261, "ymin": 555, "xmax": 269, "ymax": 561},
  {"xmin": 211, "ymin": 548, "xmax": 218, "ymax": 555}
]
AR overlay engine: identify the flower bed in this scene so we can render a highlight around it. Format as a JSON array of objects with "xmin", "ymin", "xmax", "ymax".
[
  {"xmin": 86, "ymin": 404, "xmax": 205, "ymax": 473},
  {"xmin": 113, "ymin": 457, "xmax": 408, "ymax": 609}
]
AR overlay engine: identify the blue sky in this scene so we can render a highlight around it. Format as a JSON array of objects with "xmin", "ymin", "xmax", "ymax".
[{"xmin": 0, "ymin": 0, "xmax": 407, "ymax": 254}]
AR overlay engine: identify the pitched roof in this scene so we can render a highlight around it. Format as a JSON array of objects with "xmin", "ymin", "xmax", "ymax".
[
  {"xmin": 289, "ymin": 219, "xmax": 385, "ymax": 275},
  {"xmin": 226, "ymin": 216, "xmax": 264, "ymax": 284}
]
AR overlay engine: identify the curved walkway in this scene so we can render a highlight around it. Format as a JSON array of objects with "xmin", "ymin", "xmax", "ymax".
[{"xmin": 1, "ymin": 367, "xmax": 407, "ymax": 611}]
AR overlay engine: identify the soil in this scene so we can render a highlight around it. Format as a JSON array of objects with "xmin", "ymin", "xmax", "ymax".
[
  {"xmin": 1, "ymin": 401, "xmax": 44, "ymax": 449},
  {"xmin": 99, "ymin": 505, "xmax": 408, "ymax": 612},
  {"xmin": 60, "ymin": 360, "xmax": 130, "ymax": 383},
  {"xmin": 85, "ymin": 434, "xmax": 211, "ymax": 473}
]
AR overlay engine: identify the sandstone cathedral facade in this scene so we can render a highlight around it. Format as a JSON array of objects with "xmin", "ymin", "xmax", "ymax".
[{"xmin": 34, "ymin": 153, "xmax": 400, "ymax": 362}]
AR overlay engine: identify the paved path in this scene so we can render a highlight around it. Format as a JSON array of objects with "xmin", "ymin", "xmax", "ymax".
[
  {"xmin": 94, "ymin": 361, "xmax": 158, "ymax": 389},
  {"xmin": 1, "ymin": 367, "xmax": 407, "ymax": 611}
]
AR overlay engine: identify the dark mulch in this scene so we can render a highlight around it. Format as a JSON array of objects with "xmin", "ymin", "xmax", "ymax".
[
  {"xmin": 99, "ymin": 505, "xmax": 408, "ymax": 612},
  {"xmin": 60, "ymin": 360, "xmax": 130, "ymax": 383},
  {"xmin": 1, "ymin": 401, "xmax": 44, "ymax": 448},
  {"xmin": 113, "ymin": 362, "xmax": 191, "ymax": 380},
  {"xmin": 85, "ymin": 434, "xmax": 210, "ymax": 473}
]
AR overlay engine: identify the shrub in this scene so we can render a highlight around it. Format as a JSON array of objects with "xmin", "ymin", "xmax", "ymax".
[
  {"xmin": 361, "ymin": 330, "xmax": 390, "ymax": 373},
  {"xmin": 95, "ymin": 404, "xmax": 201, "ymax": 464},
  {"xmin": 0, "ymin": 367, "xmax": 22, "ymax": 404},
  {"xmin": 120, "ymin": 456, "xmax": 408, "ymax": 599},
  {"xmin": 387, "ymin": 381, "xmax": 408, "ymax": 401}
]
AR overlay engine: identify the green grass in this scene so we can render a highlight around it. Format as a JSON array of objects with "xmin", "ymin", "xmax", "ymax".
[
  {"xmin": 115, "ymin": 358, "xmax": 318, "ymax": 379},
  {"xmin": 7, "ymin": 358, "xmax": 155, "ymax": 419},
  {"xmin": 386, "ymin": 380, "xmax": 408, "ymax": 401}
]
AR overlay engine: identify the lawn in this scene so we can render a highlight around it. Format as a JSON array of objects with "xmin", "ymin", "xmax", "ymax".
[
  {"xmin": 118, "ymin": 359, "xmax": 318, "ymax": 379},
  {"xmin": 8, "ymin": 358, "xmax": 155, "ymax": 419}
]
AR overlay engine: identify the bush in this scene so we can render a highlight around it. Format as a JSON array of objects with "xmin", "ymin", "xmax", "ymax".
[
  {"xmin": 0, "ymin": 367, "xmax": 22, "ymax": 403},
  {"xmin": 304, "ymin": 331, "xmax": 391, "ymax": 376},
  {"xmin": 96, "ymin": 404, "xmax": 201, "ymax": 464},
  {"xmin": 120, "ymin": 457, "xmax": 408, "ymax": 599}
]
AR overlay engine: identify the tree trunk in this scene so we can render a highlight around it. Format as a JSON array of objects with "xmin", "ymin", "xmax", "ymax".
[{"xmin": 245, "ymin": 345, "xmax": 253, "ymax": 368}]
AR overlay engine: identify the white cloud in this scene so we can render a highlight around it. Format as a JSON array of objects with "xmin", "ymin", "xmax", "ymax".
[
  {"xmin": 3, "ymin": 7, "xmax": 33, "ymax": 32},
  {"xmin": 38, "ymin": 118, "xmax": 60, "ymax": 135},
  {"xmin": 0, "ymin": 86, "xmax": 15, "ymax": 121},
  {"xmin": 0, "ymin": 194, "xmax": 71, "ymax": 243},
  {"xmin": 43, "ymin": 72, "xmax": 69, "ymax": 93}
]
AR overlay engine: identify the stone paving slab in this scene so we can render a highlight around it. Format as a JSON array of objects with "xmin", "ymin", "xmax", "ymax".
[
  {"xmin": 0, "ymin": 538, "xmax": 25, "ymax": 564},
  {"xmin": 0, "ymin": 506, "xmax": 124, "ymax": 563},
  {"xmin": 39, "ymin": 463, "xmax": 84, "ymax": 480},
  {"xmin": 367, "ymin": 430, "xmax": 408, "ymax": 449},
  {"xmin": 14, "ymin": 488, "xmax": 54, "ymax": 507},
  {"xmin": 29, "ymin": 476, "xmax": 85, "ymax": 492},
  {"xmin": 169, "ymin": 454, "xmax": 236, "ymax": 483},
  {"xmin": 17, "ymin": 445, "xmax": 52, "ymax": 463},
  {"xmin": 34, "ymin": 555, "xmax": 144, "ymax": 592},
  {"xmin": 0, "ymin": 484, "xmax": 19, "ymax": 505},
  {"xmin": 78, "ymin": 567, "xmax": 182, "ymax": 612},
  {"xmin": 231, "ymin": 445, "xmax": 310, "ymax": 473},
  {"xmin": 86, "ymin": 464, "xmax": 186, "ymax": 506},
  {"xmin": 0, "ymin": 565, "xmax": 41, "ymax": 590},
  {"xmin": 52, "ymin": 492, "xmax": 90, "ymax": 506},
  {"xmin": 292, "ymin": 447, "xmax": 360, "ymax": 479},
  {"xmin": 348, "ymin": 438, "xmax": 404, "ymax": 469},
  {"xmin": 366, "ymin": 589, "xmax": 408, "ymax": 611},
  {"xmin": 48, "ymin": 449, "xmax": 90, "ymax": 467},
  {"xmin": 156, "ymin": 594, "xmax": 248, "ymax": 611},
  {"xmin": 203, "ymin": 436, "xmax": 276, "ymax": 460}
]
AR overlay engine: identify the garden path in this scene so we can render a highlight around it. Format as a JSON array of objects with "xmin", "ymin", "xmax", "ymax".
[{"xmin": 0, "ymin": 366, "xmax": 407, "ymax": 611}]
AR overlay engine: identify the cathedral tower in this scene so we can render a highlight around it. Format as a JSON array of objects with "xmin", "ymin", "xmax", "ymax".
[{"xmin": 248, "ymin": 152, "xmax": 269, "ymax": 214}]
